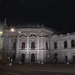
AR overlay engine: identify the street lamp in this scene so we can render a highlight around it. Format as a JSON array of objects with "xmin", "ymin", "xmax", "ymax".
[{"xmin": 10, "ymin": 28, "xmax": 21, "ymax": 63}]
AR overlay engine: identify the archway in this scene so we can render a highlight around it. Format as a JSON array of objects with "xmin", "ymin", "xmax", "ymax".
[
  {"xmin": 53, "ymin": 53, "xmax": 58, "ymax": 64},
  {"xmin": 54, "ymin": 53, "xmax": 58, "ymax": 57},
  {"xmin": 31, "ymin": 53, "xmax": 35, "ymax": 62},
  {"xmin": 21, "ymin": 53, "xmax": 25, "ymax": 63}
]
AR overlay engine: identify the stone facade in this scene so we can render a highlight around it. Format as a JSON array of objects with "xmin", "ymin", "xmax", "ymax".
[
  {"xmin": 0, "ymin": 20, "xmax": 75, "ymax": 63},
  {"xmin": 3, "ymin": 26, "xmax": 53, "ymax": 63}
]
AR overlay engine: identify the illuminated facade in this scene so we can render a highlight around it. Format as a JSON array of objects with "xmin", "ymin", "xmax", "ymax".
[
  {"xmin": 0, "ymin": 19, "xmax": 7, "ymax": 61},
  {"xmin": 1, "ymin": 19, "xmax": 75, "ymax": 63}
]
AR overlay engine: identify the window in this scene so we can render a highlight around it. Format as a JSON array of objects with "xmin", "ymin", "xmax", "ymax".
[
  {"xmin": 71, "ymin": 40, "xmax": 75, "ymax": 47},
  {"xmin": 46, "ymin": 42, "xmax": 48, "ymax": 50},
  {"xmin": 21, "ymin": 42, "xmax": 25, "ymax": 49},
  {"xmin": 64, "ymin": 41, "xmax": 67, "ymax": 48},
  {"xmin": 54, "ymin": 42, "xmax": 57, "ymax": 49},
  {"xmin": 31, "ymin": 42, "xmax": 35, "ymax": 49}
]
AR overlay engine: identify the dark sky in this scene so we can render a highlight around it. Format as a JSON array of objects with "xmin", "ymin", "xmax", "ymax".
[{"xmin": 0, "ymin": 0, "xmax": 75, "ymax": 33}]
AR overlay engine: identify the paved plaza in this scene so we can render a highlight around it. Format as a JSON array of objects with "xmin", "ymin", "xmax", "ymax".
[{"xmin": 0, "ymin": 63, "xmax": 75, "ymax": 75}]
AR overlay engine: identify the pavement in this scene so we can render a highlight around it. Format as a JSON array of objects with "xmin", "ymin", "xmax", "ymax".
[{"xmin": 0, "ymin": 64, "xmax": 75, "ymax": 73}]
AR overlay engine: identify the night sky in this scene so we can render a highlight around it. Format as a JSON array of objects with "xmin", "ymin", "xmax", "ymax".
[{"xmin": 0, "ymin": 0, "xmax": 75, "ymax": 33}]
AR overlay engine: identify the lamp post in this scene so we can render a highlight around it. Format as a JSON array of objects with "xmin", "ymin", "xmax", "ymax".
[{"xmin": 10, "ymin": 28, "xmax": 21, "ymax": 63}]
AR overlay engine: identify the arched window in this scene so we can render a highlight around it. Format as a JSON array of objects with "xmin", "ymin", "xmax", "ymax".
[
  {"xmin": 21, "ymin": 42, "xmax": 25, "ymax": 49},
  {"xmin": 13, "ymin": 42, "xmax": 16, "ymax": 49},
  {"xmin": 31, "ymin": 42, "xmax": 35, "ymax": 49},
  {"xmin": 71, "ymin": 40, "xmax": 75, "ymax": 47},
  {"xmin": 64, "ymin": 41, "xmax": 67, "ymax": 48},
  {"xmin": 54, "ymin": 42, "xmax": 57, "ymax": 49},
  {"xmin": 46, "ymin": 42, "xmax": 48, "ymax": 50}
]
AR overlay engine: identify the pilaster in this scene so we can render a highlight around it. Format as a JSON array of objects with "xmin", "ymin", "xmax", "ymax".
[
  {"xmin": 67, "ymin": 39, "xmax": 71, "ymax": 48},
  {"xmin": 8, "ymin": 36, "xmax": 11, "ymax": 55},
  {"xmin": 16, "ymin": 35, "xmax": 19, "ymax": 58},
  {"xmin": 37, "ymin": 35, "xmax": 40, "ymax": 62},
  {"xmin": 27, "ymin": 35, "xmax": 29, "ymax": 54}
]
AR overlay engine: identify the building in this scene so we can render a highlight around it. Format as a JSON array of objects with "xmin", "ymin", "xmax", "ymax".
[
  {"xmin": 0, "ymin": 19, "xmax": 75, "ymax": 63},
  {"xmin": 0, "ymin": 19, "xmax": 6, "ymax": 62}
]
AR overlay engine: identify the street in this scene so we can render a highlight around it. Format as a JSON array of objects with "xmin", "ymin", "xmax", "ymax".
[{"xmin": 0, "ymin": 63, "xmax": 75, "ymax": 75}]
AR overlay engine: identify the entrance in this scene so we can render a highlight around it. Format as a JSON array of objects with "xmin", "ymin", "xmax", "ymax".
[
  {"xmin": 31, "ymin": 53, "xmax": 35, "ymax": 62},
  {"xmin": 21, "ymin": 53, "xmax": 25, "ymax": 63},
  {"xmin": 54, "ymin": 53, "xmax": 58, "ymax": 57},
  {"xmin": 53, "ymin": 53, "xmax": 58, "ymax": 63}
]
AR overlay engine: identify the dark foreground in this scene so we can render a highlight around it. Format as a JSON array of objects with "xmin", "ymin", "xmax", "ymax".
[{"xmin": 0, "ymin": 63, "xmax": 75, "ymax": 75}]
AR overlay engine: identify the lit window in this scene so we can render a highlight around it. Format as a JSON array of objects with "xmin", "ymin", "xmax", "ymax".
[
  {"xmin": 21, "ymin": 42, "xmax": 25, "ymax": 49},
  {"xmin": 31, "ymin": 42, "xmax": 35, "ymax": 49}
]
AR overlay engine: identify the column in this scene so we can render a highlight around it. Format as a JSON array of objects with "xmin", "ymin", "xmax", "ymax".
[
  {"xmin": 37, "ymin": 35, "xmax": 40, "ymax": 62},
  {"xmin": 37, "ymin": 35, "xmax": 39, "ymax": 54},
  {"xmin": 8, "ymin": 36, "xmax": 11, "ymax": 56},
  {"xmin": 41, "ymin": 36, "xmax": 44, "ymax": 50},
  {"xmin": 50, "ymin": 40, "xmax": 54, "ymax": 50},
  {"xmin": 57, "ymin": 40, "xmax": 60, "ymax": 49},
  {"xmin": 27, "ymin": 35, "xmax": 29, "ymax": 54},
  {"xmin": 60, "ymin": 40, "xmax": 64, "ymax": 49},
  {"xmin": 67, "ymin": 39, "xmax": 71, "ymax": 48},
  {"xmin": 43, "ymin": 37, "xmax": 45, "ymax": 49},
  {"xmin": 67, "ymin": 51, "xmax": 71, "ymax": 62},
  {"xmin": 16, "ymin": 35, "xmax": 19, "ymax": 58},
  {"xmin": 26, "ymin": 35, "xmax": 29, "ymax": 62}
]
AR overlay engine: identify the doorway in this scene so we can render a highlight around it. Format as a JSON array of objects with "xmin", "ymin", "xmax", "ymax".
[
  {"xmin": 21, "ymin": 53, "xmax": 25, "ymax": 63},
  {"xmin": 31, "ymin": 53, "xmax": 35, "ymax": 62}
]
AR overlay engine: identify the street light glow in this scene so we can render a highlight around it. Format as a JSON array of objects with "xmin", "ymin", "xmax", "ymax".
[
  {"xmin": 10, "ymin": 27, "xmax": 21, "ymax": 63},
  {"xmin": 19, "ymin": 30, "xmax": 21, "ymax": 33},
  {"xmin": 9, "ymin": 27, "xmax": 21, "ymax": 63},
  {"xmin": 11, "ymin": 28, "xmax": 15, "ymax": 32},
  {"xmin": 0, "ymin": 31, "xmax": 3, "ymax": 35}
]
